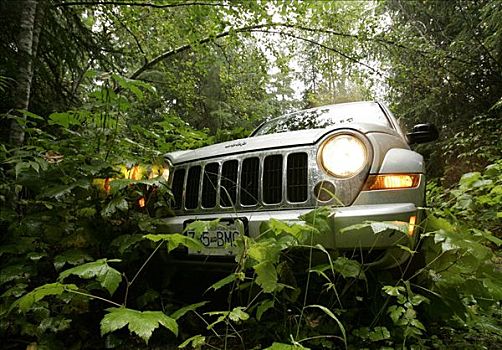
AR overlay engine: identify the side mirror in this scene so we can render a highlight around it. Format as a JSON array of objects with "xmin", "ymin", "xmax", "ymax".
[{"xmin": 407, "ymin": 123, "xmax": 439, "ymax": 144}]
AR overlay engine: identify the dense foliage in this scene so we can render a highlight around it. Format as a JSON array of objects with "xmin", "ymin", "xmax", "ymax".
[{"xmin": 1, "ymin": 0, "xmax": 500, "ymax": 349}]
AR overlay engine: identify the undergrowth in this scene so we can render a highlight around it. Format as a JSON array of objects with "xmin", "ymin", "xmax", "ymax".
[{"xmin": 1, "ymin": 75, "xmax": 501, "ymax": 349}]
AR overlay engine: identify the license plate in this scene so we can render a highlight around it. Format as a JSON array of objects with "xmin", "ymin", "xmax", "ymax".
[{"xmin": 184, "ymin": 219, "xmax": 244, "ymax": 256}]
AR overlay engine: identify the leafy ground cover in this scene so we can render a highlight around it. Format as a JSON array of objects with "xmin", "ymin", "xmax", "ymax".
[{"xmin": 0, "ymin": 79, "xmax": 500, "ymax": 348}]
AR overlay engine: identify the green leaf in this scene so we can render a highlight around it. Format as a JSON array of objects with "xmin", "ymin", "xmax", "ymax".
[
  {"xmin": 110, "ymin": 234, "xmax": 145, "ymax": 254},
  {"xmin": 426, "ymin": 215, "xmax": 456, "ymax": 232},
  {"xmin": 15, "ymin": 162, "xmax": 31, "ymax": 177},
  {"xmin": 368, "ymin": 326, "xmax": 391, "ymax": 342},
  {"xmin": 1, "ymin": 283, "xmax": 28, "ymax": 298},
  {"xmin": 254, "ymin": 261, "xmax": 278, "ymax": 293},
  {"xmin": 101, "ymin": 307, "xmax": 178, "ymax": 343},
  {"xmin": 48, "ymin": 112, "xmax": 80, "ymax": 128},
  {"xmin": 264, "ymin": 343, "xmax": 309, "ymax": 350},
  {"xmin": 299, "ymin": 207, "xmax": 332, "ymax": 235},
  {"xmin": 332, "ymin": 257, "xmax": 365, "ymax": 279},
  {"xmin": 387, "ymin": 305, "xmax": 405, "ymax": 324},
  {"xmin": 19, "ymin": 109, "xmax": 44, "ymax": 120},
  {"xmin": 58, "ymin": 259, "xmax": 122, "ymax": 295},
  {"xmin": 179, "ymin": 335, "xmax": 206, "ymax": 349},
  {"xmin": 382, "ymin": 285, "xmax": 405, "ymax": 297},
  {"xmin": 41, "ymin": 179, "xmax": 90, "ymax": 199},
  {"xmin": 101, "ymin": 197, "xmax": 128, "ymax": 218},
  {"xmin": 459, "ymin": 172, "xmax": 481, "ymax": 188},
  {"xmin": 108, "ymin": 176, "xmax": 167, "ymax": 194},
  {"xmin": 342, "ymin": 221, "xmax": 408, "ymax": 235},
  {"xmin": 209, "ymin": 272, "xmax": 245, "ymax": 291},
  {"xmin": 143, "ymin": 233, "xmax": 203, "ymax": 252},
  {"xmin": 228, "ymin": 306, "xmax": 249, "ymax": 322},
  {"xmin": 256, "ymin": 299, "xmax": 274, "ymax": 321},
  {"xmin": 305, "ymin": 305, "xmax": 346, "ymax": 348},
  {"xmin": 0, "ymin": 264, "xmax": 30, "ymax": 285},
  {"xmin": 205, "ymin": 307, "xmax": 250, "ymax": 329},
  {"xmin": 10, "ymin": 283, "xmax": 78, "ymax": 313},
  {"xmin": 53, "ymin": 249, "xmax": 93, "ymax": 270},
  {"xmin": 397, "ymin": 244, "xmax": 416, "ymax": 255},
  {"xmin": 170, "ymin": 301, "xmax": 208, "ymax": 320},
  {"xmin": 370, "ymin": 221, "xmax": 408, "ymax": 235},
  {"xmin": 248, "ymin": 238, "xmax": 281, "ymax": 264},
  {"xmin": 184, "ymin": 219, "xmax": 220, "ymax": 237},
  {"xmin": 38, "ymin": 316, "xmax": 72, "ymax": 333}
]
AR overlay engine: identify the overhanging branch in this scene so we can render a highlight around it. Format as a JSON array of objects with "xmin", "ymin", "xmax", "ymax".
[
  {"xmin": 128, "ymin": 22, "xmax": 385, "ymax": 82},
  {"xmin": 127, "ymin": 22, "xmax": 474, "ymax": 82},
  {"xmin": 250, "ymin": 29, "xmax": 384, "ymax": 77},
  {"xmin": 54, "ymin": 1, "xmax": 232, "ymax": 8},
  {"xmin": 128, "ymin": 23, "xmax": 282, "ymax": 80}
]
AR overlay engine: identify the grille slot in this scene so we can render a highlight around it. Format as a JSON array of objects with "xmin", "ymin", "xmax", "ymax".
[
  {"xmin": 240, "ymin": 157, "xmax": 260, "ymax": 206},
  {"xmin": 202, "ymin": 163, "xmax": 219, "ymax": 208},
  {"xmin": 287, "ymin": 153, "xmax": 308, "ymax": 202},
  {"xmin": 263, "ymin": 155, "xmax": 283, "ymax": 204},
  {"xmin": 185, "ymin": 166, "xmax": 201, "ymax": 209},
  {"xmin": 172, "ymin": 169, "xmax": 185, "ymax": 209},
  {"xmin": 220, "ymin": 160, "xmax": 238, "ymax": 207}
]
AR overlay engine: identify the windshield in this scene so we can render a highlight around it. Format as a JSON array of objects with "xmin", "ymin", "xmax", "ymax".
[{"xmin": 253, "ymin": 102, "xmax": 391, "ymax": 136}]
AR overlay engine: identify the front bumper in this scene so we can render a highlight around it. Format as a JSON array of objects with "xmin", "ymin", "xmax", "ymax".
[{"xmin": 165, "ymin": 202, "xmax": 419, "ymax": 267}]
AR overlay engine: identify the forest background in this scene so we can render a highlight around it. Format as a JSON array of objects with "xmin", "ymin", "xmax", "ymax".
[{"xmin": 0, "ymin": 0, "xmax": 501, "ymax": 349}]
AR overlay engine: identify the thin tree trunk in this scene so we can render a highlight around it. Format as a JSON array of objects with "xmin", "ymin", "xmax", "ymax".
[{"xmin": 9, "ymin": 0, "xmax": 43, "ymax": 146}]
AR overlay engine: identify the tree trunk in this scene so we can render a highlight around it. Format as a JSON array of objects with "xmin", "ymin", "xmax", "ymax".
[{"xmin": 9, "ymin": 0, "xmax": 44, "ymax": 146}]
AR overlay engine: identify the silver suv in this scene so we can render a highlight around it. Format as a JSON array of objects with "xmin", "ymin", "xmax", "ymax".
[{"xmin": 164, "ymin": 101, "xmax": 438, "ymax": 268}]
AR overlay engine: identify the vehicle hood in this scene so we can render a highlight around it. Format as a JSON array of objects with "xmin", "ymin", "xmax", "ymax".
[{"xmin": 166, "ymin": 123, "xmax": 395, "ymax": 165}]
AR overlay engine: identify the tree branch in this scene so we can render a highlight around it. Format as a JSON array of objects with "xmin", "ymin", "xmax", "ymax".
[
  {"xmin": 126, "ymin": 21, "xmax": 480, "ymax": 86},
  {"xmin": 250, "ymin": 29, "xmax": 384, "ymax": 77},
  {"xmin": 108, "ymin": 10, "xmax": 147, "ymax": 64},
  {"xmin": 54, "ymin": 1, "xmax": 232, "ymax": 8},
  {"xmin": 128, "ymin": 23, "xmax": 281, "ymax": 80}
]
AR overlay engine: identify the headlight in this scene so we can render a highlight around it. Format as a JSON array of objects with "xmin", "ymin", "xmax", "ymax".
[
  {"xmin": 318, "ymin": 134, "xmax": 368, "ymax": 178},
  {"xmin": 148, "ymin": 160, "xmax": 171, "ymax": 181}
]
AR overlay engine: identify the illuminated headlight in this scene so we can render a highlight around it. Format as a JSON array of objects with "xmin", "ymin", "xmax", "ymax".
[
  {"xmin": 318, "ymin": 134, "xmax": 368, "ymax": 178},
  {"xmin": 149, "ymin": 160, "xmax": 172, "ymax": 181}
]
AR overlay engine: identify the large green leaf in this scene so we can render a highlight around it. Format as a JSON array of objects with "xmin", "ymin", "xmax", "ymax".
[
  {"xmin": 179, "ymin": 335, "xmax": 206, "ymax": 349},
  {"xmin": 143, "ymin": 233, "xmax": 203, "ymax": 252},
  {"xmin": 209, "ymin": 272, "xmax": 245, "ymax": 291},
  {"xmin": 254, "ymin": 261, "xmax": 278, "ymax": 293},
  {"xmin": 206, "ymin": 306, "xmax": 250, "ymax": 329},
  {"xmin": 39, "ymin": 179, "xmax": 90, "ymax": 200},
  {"xmin": 101, "ymin": 307, "xmax": 178, "ymax": 343},
  {"xmin": 48, "ymin": 112, "xmax": 81, "ymax": 128},
  {"xmin": 10, "ymin": 283, "xmax": 78, "ymax": 313},
  {"xmin": 332, "ymin": 257, "xmax": 365, "ymax": 280},
  {"xmin": 53, "ymin": 249, "xmax": 94, "ymax": 270},
  {"xmin": 341, "ymin": 220, "xmax": 408, "ymax": 235},
  {"xmin": 170, "ymin": 301, "xmax": 208, "ymax": 320},
  {"xmin": 248, "ymin": 238, "xmax": 282, "ymax": 264},
  {"xmin": 299, "ymin": 207, "xmax": 332, "ymax": 236},
  {"xmin": 58, "ymin": 259, "xmax": 122, "ymax": 295},
  {"xmin": 101, "ymin": 197, "xmax": 128, "ymax": 218}
]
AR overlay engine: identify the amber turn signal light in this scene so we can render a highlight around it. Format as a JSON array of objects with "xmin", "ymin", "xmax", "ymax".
[
  {"xmin": 363, "ymin": 174, "xmax": 420, "ymax": 191},
  {"xmin": 138, "ymin": 197, "xmax": 146, "ymax": 208},
  {"xmin": 408, "ymin": 215, "xmax": 417, "ymax": 236}
]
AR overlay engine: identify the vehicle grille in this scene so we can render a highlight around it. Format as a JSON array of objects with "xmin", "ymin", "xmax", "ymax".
[{"xmin": 171, "ymin": 151, "xmax": 309, "ymax": 211}]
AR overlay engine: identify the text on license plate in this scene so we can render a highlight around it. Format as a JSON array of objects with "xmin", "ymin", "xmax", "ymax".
[{"xmin": 184, "ymin": 220, "xmax": 243, "ymax": 255}]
